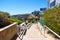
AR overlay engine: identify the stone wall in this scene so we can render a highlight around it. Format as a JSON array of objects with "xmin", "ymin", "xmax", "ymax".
[{"xmin": 0, "ymin": 22, "xmax": 18, "ymax": 40}]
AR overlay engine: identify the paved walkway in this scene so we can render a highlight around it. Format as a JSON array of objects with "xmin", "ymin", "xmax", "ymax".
[
  {"xmin": 37, "ymin": 23, "xmax": 57, "ymax": 40},
  {"xmin": 16, "ymin": 22, "xmax": 59, "ymax": 40},
  {"xmin": 16, "ymin": 23, "xmax": 49, "ymax": 40}
]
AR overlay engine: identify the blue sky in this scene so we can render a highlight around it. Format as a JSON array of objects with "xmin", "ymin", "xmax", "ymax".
[{"xmin": 0, "ymin": 0, "xmax": 48, "ymax": 15}]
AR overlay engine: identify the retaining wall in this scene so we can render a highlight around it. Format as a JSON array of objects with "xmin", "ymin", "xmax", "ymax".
[{"xmin": 0, "ymin": 22, "xmax": 18, "ymax": 40}]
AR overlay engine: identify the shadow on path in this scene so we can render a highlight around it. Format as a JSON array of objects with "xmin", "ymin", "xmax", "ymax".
[{"xmin": 11, "ymin": 34, "xmax": 18, "ymax": 40}]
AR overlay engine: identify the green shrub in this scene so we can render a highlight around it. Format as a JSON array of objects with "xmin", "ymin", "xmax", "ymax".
[
  {"xmin": 10, "ymin": 17, "xmax": 22, "ymax": 24},
  {"xmin": 0, "ymin": 11, "xmax": 12, "ymax": 28},
  {"xmin": 31, "ymin": 20, "xmax": 34, "ymax": 23},
  {"xmin": 28, "ymin": 19, "xmax": 35, "ymax": 23},
  {"xmin": 28, "ymin": 20, "xmax": 31, "ymax": 23},
  {"xmin": 0, "ymin": 11, "xmax": 10, "ymax": 18},
  {"xmin": 43, "ymin": 7, "xmax": 60, "ymax": 36}
]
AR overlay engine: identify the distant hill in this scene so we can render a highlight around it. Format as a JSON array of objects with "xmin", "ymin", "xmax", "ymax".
[
  {"xmin": 12, "ymin": 13, "xmax": 37, "ymax": 21},
  {"xmin": 12, "ymin": 14, "xmax": 30, "ymax": 20},
  {"xmin": 12, "ymin": 11, "xmax": 42, "ymax": 21}
]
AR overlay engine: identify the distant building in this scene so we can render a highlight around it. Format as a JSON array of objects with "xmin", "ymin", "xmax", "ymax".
[
  {"xmin": 28, "ymin": 14, "xmax": 36, "ymax": 19},
  {"xmin": 48, "ymin": 0, "xmax": 60, "ymax": 8},
  {"xmin": 48, "ymin": 0, "xmax": 56, "ymax": 8}
]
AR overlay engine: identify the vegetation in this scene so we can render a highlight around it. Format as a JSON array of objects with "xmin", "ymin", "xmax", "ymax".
[
  {"xmin": 43, "ymin": 6, "xmax": 60, "ymax": 35},
  {"xmin": 0, "ymin": 11, "xmax": 12, "ymax": 28},
  {"xmin": 28, "ymin": 18, "xmax": 39, "ymax": 23},
  {"xmin": 0, "ymin": 11, "xmax": 22, "ymax": 28},
  {"xmin": 0, "ymin": 11, "xmax": 10, "ymax": 18},
  {"xmin": 28, "ymin": 19, "xmax": 35, "ymax": 23},
  {"xmin": 36, "ymin": 19, "xmax": 39, "ymax": 22},
  {"xmin": 10, "ymin": 17, "xmax": 22, "ymax": 24}
]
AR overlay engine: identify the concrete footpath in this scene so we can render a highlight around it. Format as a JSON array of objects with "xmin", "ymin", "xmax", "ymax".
[
  {"xmin": 37, "ymin": 23, "xmax": 57, "ymax": 40},
  {"xmin": 16, "ymin": 22, "xmax": 58, "ymax": 40},
  {"xmin": 16, "ymin": 23, "xmax": 49, "ymax": 40}
]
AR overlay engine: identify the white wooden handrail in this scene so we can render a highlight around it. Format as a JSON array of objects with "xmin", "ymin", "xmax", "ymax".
[{"xmin": 44, "ymin": 25, "xmax": 60, "ymax": 38}]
